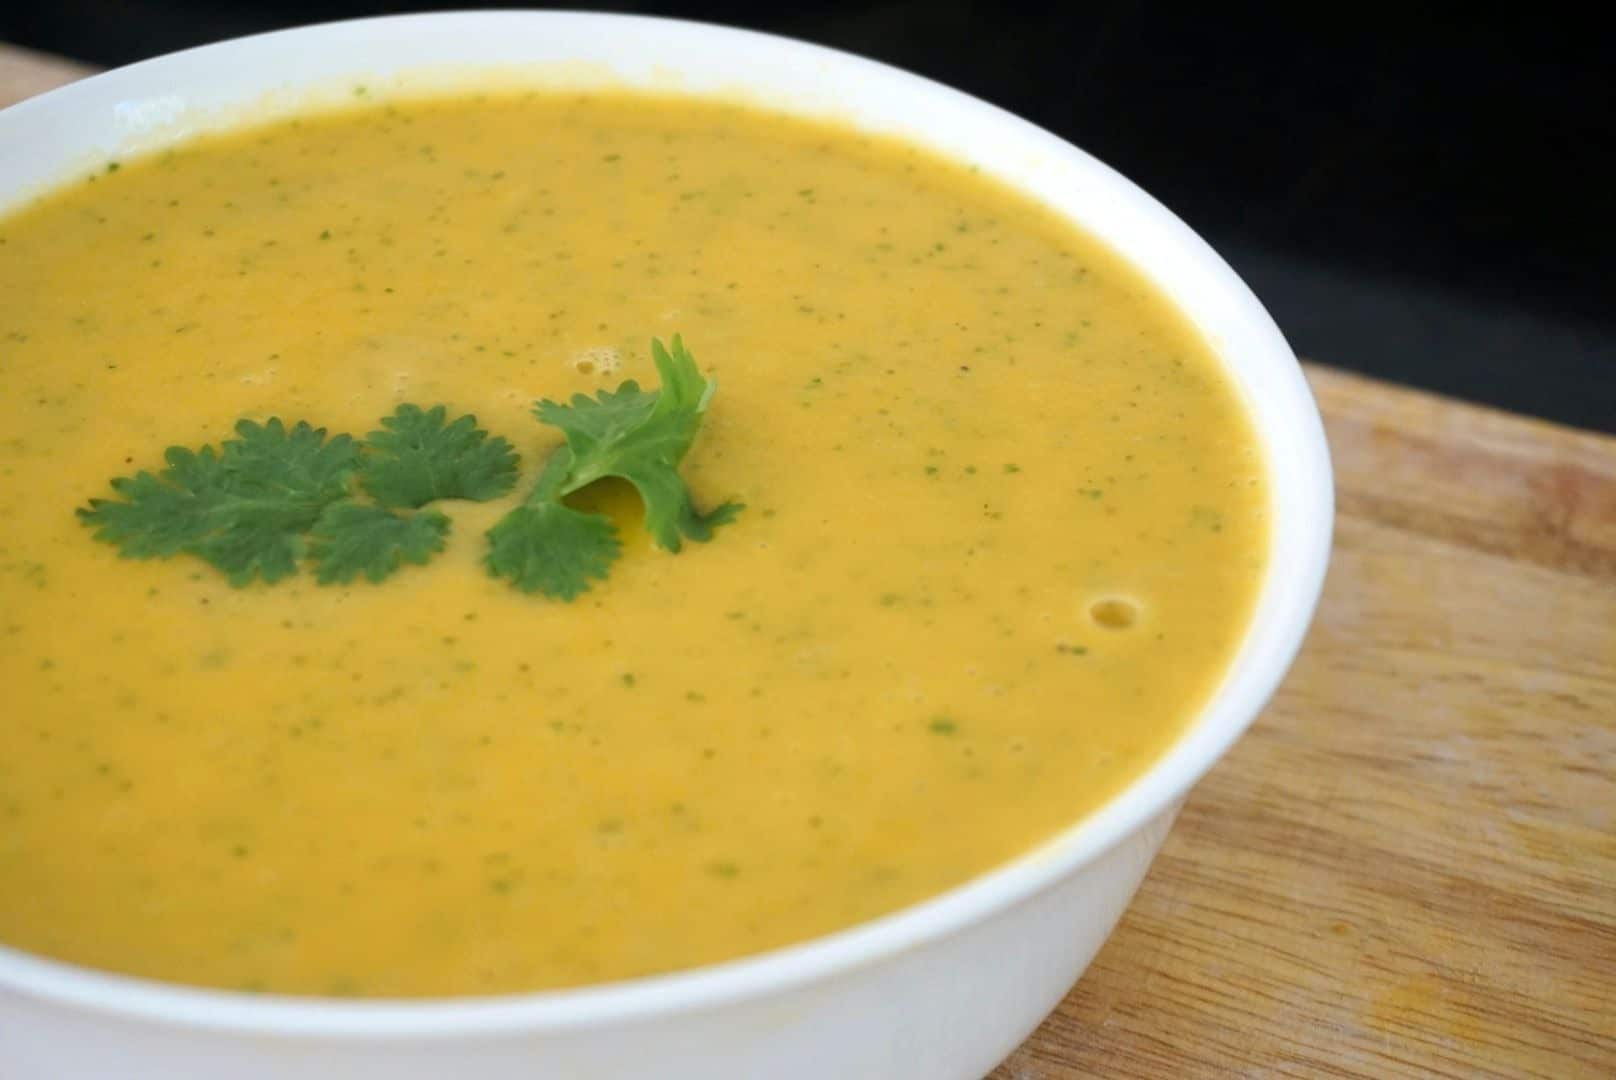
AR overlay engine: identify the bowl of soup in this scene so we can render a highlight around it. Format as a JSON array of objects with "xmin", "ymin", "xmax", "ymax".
[{"xmin": 0, "ymin": 11, "xmax": 1331, "ymax": 1078}]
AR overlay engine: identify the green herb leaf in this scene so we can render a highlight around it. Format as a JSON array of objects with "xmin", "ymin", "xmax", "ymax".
[
  {"xmin": 80, "ymin": 409, "xmax": 508, "ymax": 587},
  {"xmin": 485, "ymin": 335, "xmax": 741, "ymax": 599},
  {"xmin": 79, "ymin": 419, "xmax": 361, "ymax": 585},
  {"xmin": 360, "ymin": 404, "xmax": 519, "ymax": 509},
  {"xmin": 308, "ymin": 502, "xmax": 450, "ymax": 584},
  {"xmin": 532, "ymin": 335, "xmax": 739, "ymax": 551},
  {"xmin": 223, "ymin": 418, "xmax": 362, "ymax": 509},
  {"xmin": 79, "ymin": 447, "xmax": 230, "ymax": 559},
  {"xmin": 485, "ymin": 502, "xmax": 621, "ymax": 600},
  {"xmin": 79, "ymin": 339, "xmax": 736, "ymax": 599}
]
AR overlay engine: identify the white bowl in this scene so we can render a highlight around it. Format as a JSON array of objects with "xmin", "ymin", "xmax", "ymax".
[{"xmin": 0, "ymin": 12, "xmax": 1333, "ymax": 1078}]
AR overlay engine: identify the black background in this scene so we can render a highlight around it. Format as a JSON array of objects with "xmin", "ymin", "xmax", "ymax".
[{"xmin": 7, "ymin": 2, "xmax": 1612, "ymax": 431}]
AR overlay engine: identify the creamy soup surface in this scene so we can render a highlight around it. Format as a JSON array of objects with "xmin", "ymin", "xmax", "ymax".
[{"xmin": 0, "ymin": 91, "xmax": 1266, "ymax": 996}]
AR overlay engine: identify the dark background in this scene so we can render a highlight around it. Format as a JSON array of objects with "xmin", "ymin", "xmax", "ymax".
[{"xmin": 7, "ymin": 3, "xmax": 1612, "ymax": 431}]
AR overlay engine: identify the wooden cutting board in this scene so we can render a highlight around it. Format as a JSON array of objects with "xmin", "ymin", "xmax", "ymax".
[
  {"xmin": 994, "ymin": 366, "xmax": 1616, "ymax": 1078},
  {"xmin": 5, "ymin": 46, "xmax": 1613, "ymax": 1078}
]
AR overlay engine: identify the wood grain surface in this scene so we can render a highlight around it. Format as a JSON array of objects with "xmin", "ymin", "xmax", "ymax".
[
  {"xmin": 994, "ymin": 368, "xmax": 1616, "ymax": 1079},
  {"xmin": 0, "ymin": 43, "xmax": 93, "ymax": 108},
  {"xmin": 4, "ymin": 43, "xmax": 1613, "ymax": 1079}
]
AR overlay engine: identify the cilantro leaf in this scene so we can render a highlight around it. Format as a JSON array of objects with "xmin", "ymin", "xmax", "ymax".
[
  {"xmin": 532, "ymin": 383, "xmax": 658, "ymax": 462},
  {"xmin": 485, "ymin": 502, "xmax": 621, "ymax": 600},
  {"xmin": 78, "ymin": 338, "xmax": 738, "ymax": 600},
  {"xmin": 486, "ymin": 335, "xmax": 741, "ymax": 599},
  {"xmin": 308, "ymin": 502, "xmax": 450, "ymax": 584},
  {"xmin": 360, "ymin": 404, "xmax": 519, "ymax": 509},
  {"xmin": 222, "ymin": 418, "xmax": 361, "ymax": 510},
  {"xmin": 79, "ymin": 419, "xmax": 360, "ymax": 585},
  {"xmin": 80, "ymin": 409, "xmax": 505, "ymax": 588},
  {"xmin": 79, "ymin": 447, "xmax": 230, "ymax": 559},
  {"xmin": 534, "ymin": 336, "xmax": 723, "ymax": 551}
]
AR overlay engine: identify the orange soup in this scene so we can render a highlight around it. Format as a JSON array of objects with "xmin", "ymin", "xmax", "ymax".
[{"xmin": 0, "ymin": 91, "xmax": 1266, "ymax": 996}]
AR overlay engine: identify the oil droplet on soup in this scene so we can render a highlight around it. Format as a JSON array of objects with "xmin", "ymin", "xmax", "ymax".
[{"xmin": 0, "ymin": 90, "xmax": 1267, "ymax": 996}]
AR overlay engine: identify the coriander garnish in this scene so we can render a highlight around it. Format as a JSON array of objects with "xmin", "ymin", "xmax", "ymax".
[
  {"xmin": 79, "ymin": 418, "xmax": 364, "ymax": 585},
  {"xmin": 486, "ymin": 335, "xmax": 742, "ymax": 599},
  {"xmin": 78, "ymin": 410, "xmax": 510, "ymax": 586},
  {"xmin": 78, "ymin": 335, "xmax": 737, "ymax": 598},
  {"xmin": 359, "ymin": 403, "xmax": 520, "ymax": 509}
]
